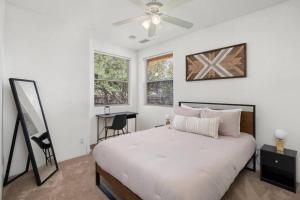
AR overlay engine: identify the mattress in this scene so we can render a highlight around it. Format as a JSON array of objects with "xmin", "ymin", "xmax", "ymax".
[{"xmin": 93, "ymin": 127, "xmax": 255, "ymax": 200}]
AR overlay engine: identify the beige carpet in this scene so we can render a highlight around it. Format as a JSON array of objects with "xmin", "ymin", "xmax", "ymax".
[{"xmin": 3, "ymin": 154, "xmax": 299, "ymax": 200}]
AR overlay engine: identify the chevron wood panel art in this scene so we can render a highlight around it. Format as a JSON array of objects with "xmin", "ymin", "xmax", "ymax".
[{"xmin": 186, "ymin": 43, "xmax": 246, "ymax": 81}]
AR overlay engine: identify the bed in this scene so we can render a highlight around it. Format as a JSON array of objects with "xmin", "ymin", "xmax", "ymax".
[{"xmin": 93, "ymin": 102, "xmax": 256, "ymax": 200}]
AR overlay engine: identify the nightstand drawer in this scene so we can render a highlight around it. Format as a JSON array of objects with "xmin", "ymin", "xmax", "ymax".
[{"xmin": 261, "ymin": 151, "xmax": 295, "ymax": 172}]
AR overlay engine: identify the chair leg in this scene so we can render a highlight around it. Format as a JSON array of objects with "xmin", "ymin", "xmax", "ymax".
[
  {"xmin": 113, "ymin": 130, "xmax": 115, "ymax": 136},
  {"xmin": 117, "ymin": 130, "xmax": 119, "ymax": 136},
  {"xmin": 48, "ymin": 149, "xmax": 52, "ymax": 165},
  {"xmin": 122, "ymin": 129, "xmax": 125, "ymax": 135},
  {"xmin": 43, "ymin": 150, "xmax": 48, "ymax": 166}
]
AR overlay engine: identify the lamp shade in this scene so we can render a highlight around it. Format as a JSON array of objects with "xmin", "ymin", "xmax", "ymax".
[{"xmin": 274, "ymin": 129, "xmax": 287, "ymax": 140}]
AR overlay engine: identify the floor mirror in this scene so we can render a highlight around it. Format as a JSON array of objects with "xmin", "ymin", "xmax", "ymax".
[{"xmin": 4, "ymin": 78, "xmax": 58, "ymax": 186}]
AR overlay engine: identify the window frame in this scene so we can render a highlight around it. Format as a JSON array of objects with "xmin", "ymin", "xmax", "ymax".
[
  {"xmin": 94, "ymin": 51, "xmax": 130, "ymax": 106},
  {"xmin": 145, "ymin": 52, "xmax": 174, "ymax": 107}
]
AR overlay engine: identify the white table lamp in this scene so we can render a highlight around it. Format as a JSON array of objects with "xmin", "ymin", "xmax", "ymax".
[{"xmin": 274, "ymin": 129, "xmax": 287, "ymax": 153}]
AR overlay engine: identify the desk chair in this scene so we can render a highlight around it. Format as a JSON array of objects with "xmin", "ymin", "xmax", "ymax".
[
  {"xmin": 105, "ymin": 114, "xmax": 127, "ymax": 138},
  {"xmin": 31, "ymin": 132, "xmax": 53, "ymax": 166}
]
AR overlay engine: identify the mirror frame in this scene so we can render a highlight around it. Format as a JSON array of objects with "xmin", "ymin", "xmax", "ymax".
[{"xmin": 9, "ymin": 78, "xmax": 58, "ymax": 185}]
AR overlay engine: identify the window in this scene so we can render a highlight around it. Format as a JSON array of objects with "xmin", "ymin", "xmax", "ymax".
[
  {"xmin": 94, "ymin": 52, "xmax": 129, "ymax": 105},
  {"xmin": 146, "ymin": 53, "xmax": 173, "ymax": 106}
]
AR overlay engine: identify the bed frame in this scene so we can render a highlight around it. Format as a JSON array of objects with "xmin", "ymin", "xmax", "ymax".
[{"xmin": 95, "ymin": 101, "xmax": 256, "ymax": 200}]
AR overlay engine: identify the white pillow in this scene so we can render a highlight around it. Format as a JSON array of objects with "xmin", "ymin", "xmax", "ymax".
[
  {"xmin": 172, "ymin": 115, "xmax": 220, "ymax": 139},
  {"xmin": 172, "ymin": 115, "xmax": 187, "ymax": 131},
  {"xmin": 181, "ymin": 104, "xmax": 204, "ymax": 111},
  {"xmin": 174, "ymin": 107, "xmax": 200, "ymax": 117},
  {"xmin": 201, "ymin": 108, "xmax": 242, "ymax": 137}
]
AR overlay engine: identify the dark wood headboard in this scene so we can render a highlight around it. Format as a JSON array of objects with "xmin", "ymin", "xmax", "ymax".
[{"xmin": 179, "ymin": 101, "xmax": 256, "ymax": 138}]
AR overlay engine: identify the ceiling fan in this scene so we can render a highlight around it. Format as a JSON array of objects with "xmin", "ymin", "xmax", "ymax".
[{"xmin": 113, "ymin": 0, "xmax": 193, "ymax": 38}]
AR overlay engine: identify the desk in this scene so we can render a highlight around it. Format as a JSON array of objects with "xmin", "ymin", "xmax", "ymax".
[{"xmin": 96, "ymin": 112, "xmax": 138, "ymax": 142}]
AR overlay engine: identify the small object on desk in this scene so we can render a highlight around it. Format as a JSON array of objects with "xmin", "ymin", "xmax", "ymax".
[
  {"xmin": 274, "ymin": 129, "xmax": 287, "ymax": 153},
  {"xmin": 104, "ymin": 105, "xmax": 110, "ymax": 115},
  {"xmin": 260, "ymin": 144, "xmax": 297, "ymax": 192}
]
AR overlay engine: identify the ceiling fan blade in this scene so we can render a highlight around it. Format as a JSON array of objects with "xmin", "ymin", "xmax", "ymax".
[
  {"xmin": 148, "ymin": 22, "xmax": 157, "ymax": 37},
  {"xmin": 163, "ymin": 0, "xmax": 193, "ymax": 11},
  {"xmin": 113, "ymin": 15, "xmax": 148, "ymax": 26},
  {"xmin": 128, "ymin": 0, "xmax": 145, "ymax": 9},
  {"xmin": 161, "ymin": 15, "xmax": 193, "ymax": 29}
]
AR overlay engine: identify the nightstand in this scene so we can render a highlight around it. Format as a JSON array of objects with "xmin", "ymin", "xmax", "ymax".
[{"xmin": 260, "ymin": 144, "xmax": 297, "ymax": 192}]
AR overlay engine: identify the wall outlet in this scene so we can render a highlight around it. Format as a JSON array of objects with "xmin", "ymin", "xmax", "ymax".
[{"xmin": 79, "ymin": 138, "xmax": 91, "ymax": 154}]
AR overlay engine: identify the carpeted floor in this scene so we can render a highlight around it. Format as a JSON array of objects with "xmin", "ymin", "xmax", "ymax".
[{"xmin": 3, "ymin": 154, "xmax": 299, "ymax": 200}]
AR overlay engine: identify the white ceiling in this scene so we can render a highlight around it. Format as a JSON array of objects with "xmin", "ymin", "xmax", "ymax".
[{"xmin": 7, "ymin": 0, "xmax": 287, "ymax": 50}]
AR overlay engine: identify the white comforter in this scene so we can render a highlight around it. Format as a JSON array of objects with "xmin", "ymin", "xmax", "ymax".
[{"xmin": 93, "ymin": 127, "xmax": 255, "ymax": 200}]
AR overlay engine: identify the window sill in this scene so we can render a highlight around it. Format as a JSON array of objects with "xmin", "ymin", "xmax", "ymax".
[{"xmin": 94, "ymin": 104, "xmax": 130, "ymax": 107}]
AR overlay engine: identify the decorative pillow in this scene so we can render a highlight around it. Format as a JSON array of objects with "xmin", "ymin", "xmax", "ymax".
[
  {"xmin": 186, "ymin": 117, "xmax": 220, "ymax": 138},
  {"xmin": 172, "ymin": 115, "xmax": 187, "ymax": 131},
  {"xmin": 172, "ymin": 115, "xmax": 220, "ymax": 139},
  {"xmin": 174, "ymin": 107, "xmax": 200, "ymax": 117},
  {"xmin": 181, "ymin": 104, "xmax": 204, "ymax": 111},
  {"xmin": 201, "ymin": 108, "xmax": 242, "ymax": 137}
]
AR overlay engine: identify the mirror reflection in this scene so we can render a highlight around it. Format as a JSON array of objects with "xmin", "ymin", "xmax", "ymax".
[{"xmin": 14, "ymin": 80, "xmax": 57, "ymax": 183}]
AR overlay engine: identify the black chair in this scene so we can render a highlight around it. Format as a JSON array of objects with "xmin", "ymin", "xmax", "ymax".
[
  {"xmin": 105, "ymin": 114, "xmax": 127, "ymax": 138},
  {"xmin": 31, "ymin": 132, "xmax": 53, "ymax": 166}
]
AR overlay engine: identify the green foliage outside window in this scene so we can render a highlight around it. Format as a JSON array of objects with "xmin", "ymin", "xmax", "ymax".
[
  {"xmin": 94, "ymin": 53, "xmax": 129, "ymax": 105},
  {"xmin": 146, "ymin": 54, "xmax": 173, "ymax": 106},
  {"xmin": 147, "ymin": 59, "xmax": 173, "ymax": 81}
]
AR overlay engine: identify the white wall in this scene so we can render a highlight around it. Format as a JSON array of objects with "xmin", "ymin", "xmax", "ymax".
[
  {"xmin": 3, "ymin": 3, "xmax": 90, "ymax": 176},
  {"xmin": 2, "ymin": 2, "xmax": 138, "ymax": 178},
  {"xmin": 0, "ymin": 0, "xmax": 5, "ymax": 198},
  {"xmin": 89, "ymin": 36, "xmax": 138, "ymax": 144},
  {"xmin": 138, "ymin": 0, "xmax": 300, "ymax": 181}
]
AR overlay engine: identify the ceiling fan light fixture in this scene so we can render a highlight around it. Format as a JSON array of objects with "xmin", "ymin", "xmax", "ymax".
[
  {"xmin": 114, "ymin": 0, "xmax": 194, "ymax": 37},
  {"xmin": 151, "ymin": 15, "xmax": 161, "ymax": 25},
  {"xmin": 142, "ymin": 20, "xmax": 151, "ymax": 30}
]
